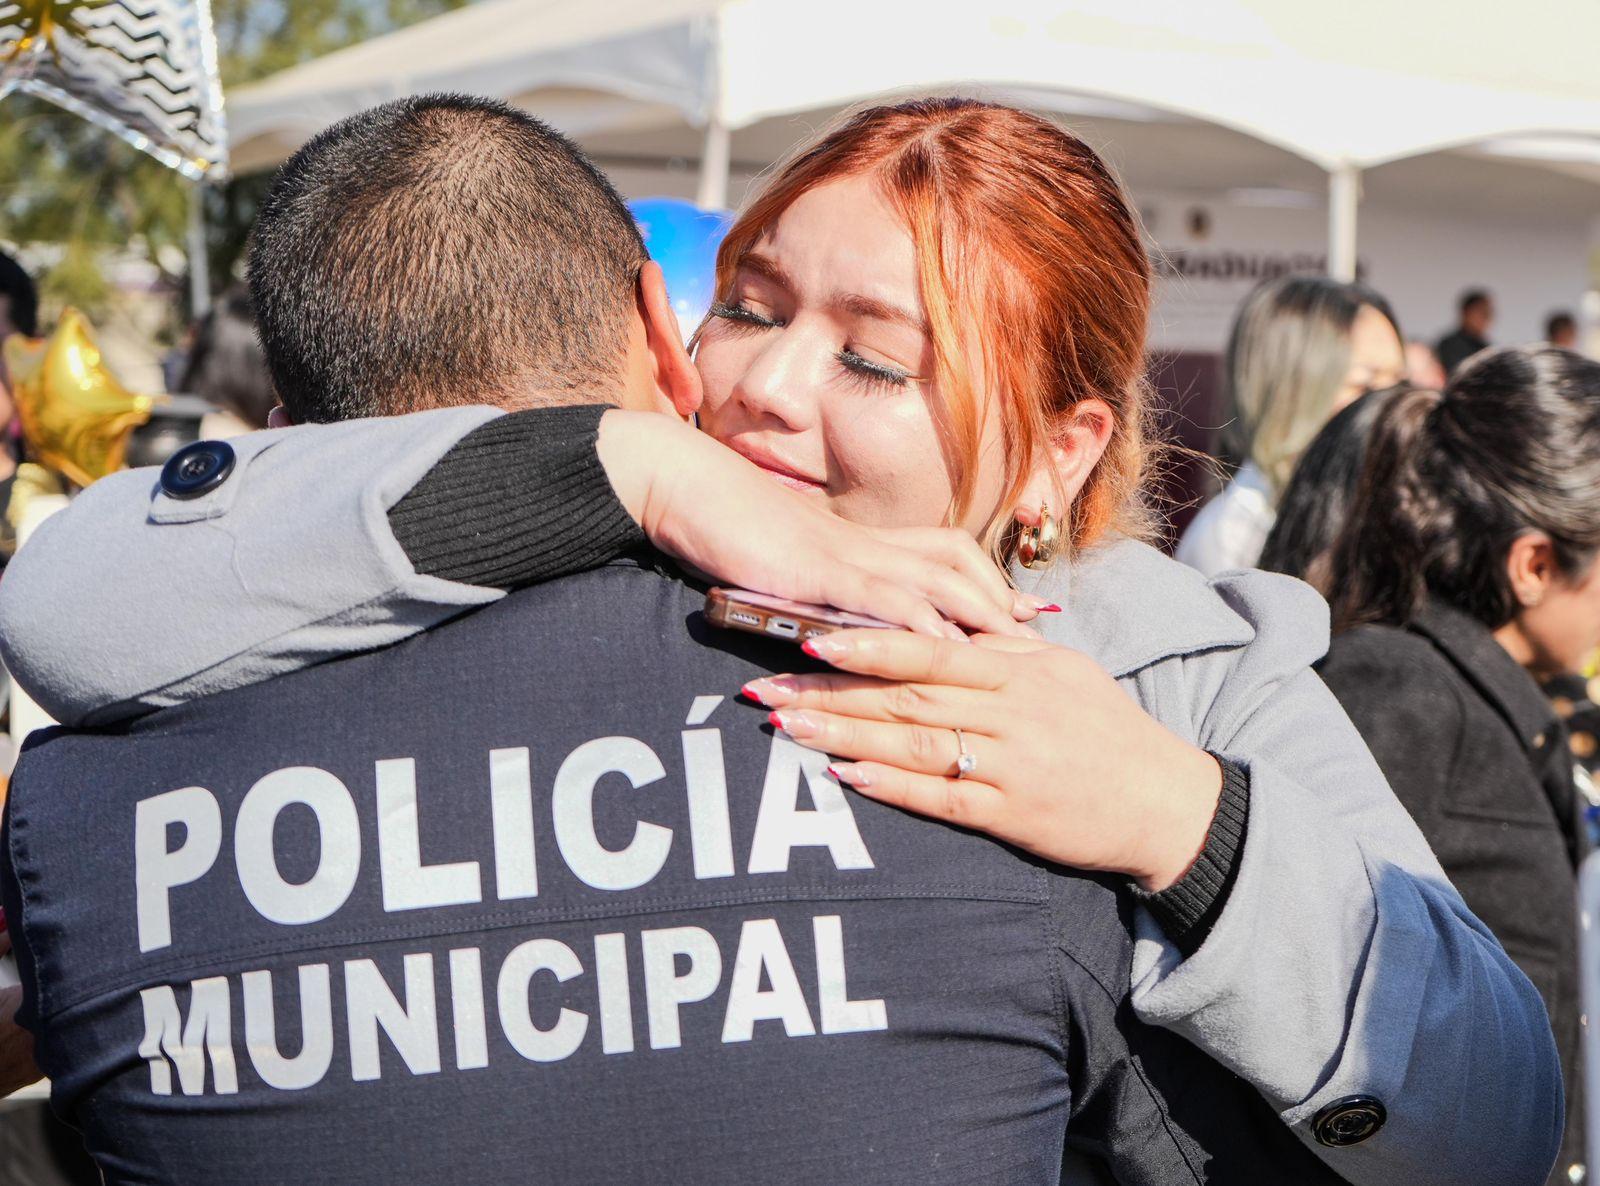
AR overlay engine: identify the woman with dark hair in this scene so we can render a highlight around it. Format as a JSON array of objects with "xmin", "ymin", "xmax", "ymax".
[
  {"xmin": 1319, "ymin": 346, "xmax": 1600, "ymax": 1186},
  {"xmin": 1257, "ymin": 383, "xmax": 1418, "ymax": 587},
  {"xmin": 1176, "ymin": 275, "xmax": 1406, "ymax": 575}
]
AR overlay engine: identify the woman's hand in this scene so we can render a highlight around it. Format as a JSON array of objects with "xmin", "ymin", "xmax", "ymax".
[
  {"xmin": 597, "ymin": 411, "xmax": 1047, "ymax": 640},
  {"xmin": 742, "ymin": 630, "xmax": 1223, "ymax": 891}
]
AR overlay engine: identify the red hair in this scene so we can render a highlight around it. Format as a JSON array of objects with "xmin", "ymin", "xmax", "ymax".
[{"xmin": 711, "ymin": 97, "xmax": 1155, "ymax": 554}]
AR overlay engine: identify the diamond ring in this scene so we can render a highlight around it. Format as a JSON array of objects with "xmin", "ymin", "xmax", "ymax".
[{"xmin": 954, "ymin": 728, "xmax": 977, "ymax": 779}]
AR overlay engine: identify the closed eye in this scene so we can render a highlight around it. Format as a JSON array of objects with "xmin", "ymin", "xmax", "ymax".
[
  {"xmin": 711, "ymin": 301, "xmax": 914, "ymax": 389},
  {"xmin": 710, "ymin": 301, "xmax": 781, "ymax": 330},
  {"xmin": 837, "ymin": 348, "xmax": 912, "ymax": 389}
]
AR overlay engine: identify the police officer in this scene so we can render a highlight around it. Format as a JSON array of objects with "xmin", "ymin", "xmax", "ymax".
[{"xmin": 0, "ymin": 96, "xmax": 1354, "ymax": 1184}]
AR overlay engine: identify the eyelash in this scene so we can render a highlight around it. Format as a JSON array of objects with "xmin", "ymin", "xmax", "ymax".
[
  {"xmin": 836, "ymin": 349, "xmax": 910, "ymax": 389},
  {"xmin": 708, "ymin": 301, "xmax": 912, "ymax": 390},
  {"xmin": 709, "ymin": 301, "xmax": 776, "ymax": 330}
]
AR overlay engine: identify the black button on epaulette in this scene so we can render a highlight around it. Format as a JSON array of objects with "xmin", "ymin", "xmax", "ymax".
[
  {"xmin": 1312, "ymin": 1095, "xmax": 1386, "ymax": 1147},
  {"xmin": 160, "ymin": 440, "xmax": 236, "ymax": 499}
]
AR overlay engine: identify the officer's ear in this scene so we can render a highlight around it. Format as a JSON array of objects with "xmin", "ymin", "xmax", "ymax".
[
  {"xmin": 636, "ymin": 260, "xmax": 702, "ymax": 418},
  {"xmin": 267, "ymin": 405, "xmax": 293, "ymax": 429}
]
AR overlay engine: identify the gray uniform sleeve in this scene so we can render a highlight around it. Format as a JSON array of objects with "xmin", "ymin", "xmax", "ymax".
[
  {"xmin": 1128, "ymin": 570, "xmax": 1563, "ymax": 1186},
  {"xmin": 0, "ymin": 406, "xmax": 502, "ymax": 726}
]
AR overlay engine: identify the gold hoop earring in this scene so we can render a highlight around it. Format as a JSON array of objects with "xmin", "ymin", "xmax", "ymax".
[{"xmin": 1018, "ymin": 502, "xmax": 1061, "ymax": 569}]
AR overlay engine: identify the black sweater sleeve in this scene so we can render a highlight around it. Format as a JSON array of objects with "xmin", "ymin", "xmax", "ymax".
[
  {"xmin": 387, "ymin": 404, "xmax": 646, "ymax": 590},
  {"xmin": 1130, "ymin": 755, "xmax": 1250, "ymax": 958},
  {"xmin": 391, "ymin": 407, "xmax": 1248, "ymax": 953}
]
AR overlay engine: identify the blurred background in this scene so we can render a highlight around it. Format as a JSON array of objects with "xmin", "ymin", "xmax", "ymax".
[{"xmin": 5, "ymin": 0, "xmax": 1599, "ymax": 536}]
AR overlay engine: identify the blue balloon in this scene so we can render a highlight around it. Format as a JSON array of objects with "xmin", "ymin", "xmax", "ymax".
[{"xmin": 628, "ymin": 197, "xmax": 733, "ymax": 332}]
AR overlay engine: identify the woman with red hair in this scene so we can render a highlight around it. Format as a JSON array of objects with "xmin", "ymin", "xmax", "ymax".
[{"xmin": 1, "ymin": 98, "xmax": 1562, "ymax": 1184}]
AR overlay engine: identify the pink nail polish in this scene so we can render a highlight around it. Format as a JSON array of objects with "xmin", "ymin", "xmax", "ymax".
[
  {"xmin": 744, "ymin": 676, "xmax": 798, "ymax": 707},
  {"xmin": 770, "ymin": 710, "xmax": 820, "ymax": 739},
  {"xmin": 802, "ymin": 636, "xmax": 845, "ymax": 661},
  {"xmin": 828, "ymin": 763, "xmax": 871, "ymax": 788},
  {"xmin": 1038, "ymin": 603, "xmax": 1062, "ymax": 613}
]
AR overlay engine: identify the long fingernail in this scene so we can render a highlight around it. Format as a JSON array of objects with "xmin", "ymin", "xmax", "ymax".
[
  {"xmin": 769, "ymin": 710, "xmax": 819, "ymax": 739},
  {"xmin": 1037, "ymin": 603, "xmax": 1062, "ymax": 613},
  {"xmin": 802, "ymin": 636, "xmax": 847, "ymax": 661},
  {"xmin": 742, "ymin": 676, "xmax": 797, "ymax": 707},
  {"xmin": 828, "ymin": 763, "xmax": 871, "ymax": 788}
]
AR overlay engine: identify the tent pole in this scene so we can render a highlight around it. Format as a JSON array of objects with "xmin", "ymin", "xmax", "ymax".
[
  {"xmin": 697, "ymin": 118, "xmax": 730, "ymax": 210},
  {"xmin": 1327, "ymin": 162, "xmax": 1361, "ymax": 282},
  {"xmin": 187, "ymin": 181, "xmax": 212, "ymax": 318}
]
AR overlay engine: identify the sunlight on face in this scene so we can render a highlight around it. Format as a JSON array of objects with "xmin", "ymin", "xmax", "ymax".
[
  {"xmin": 695, "ymin": 175, "xmax": 1007, "ymax": 533},
  {"xmin": 1519, "ymin": 554, "xmax": 1600, "ymax": 680}
]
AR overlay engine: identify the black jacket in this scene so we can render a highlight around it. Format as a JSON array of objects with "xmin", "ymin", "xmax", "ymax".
[
  {"xmin": 1, "ymin": 557, "xmax": 1337, "ymax": 1186},
  {"xmin": 1434, "ymin": 328, "xmax": 1490, "ymax": 377},
  {"xmin": 1320, "ymin": 600, "xmax": 1583, "ymax": 1185}
]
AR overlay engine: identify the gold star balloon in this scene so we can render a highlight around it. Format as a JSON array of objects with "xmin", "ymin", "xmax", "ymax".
[
  {"xmin": 0, "ymin": 0, "xmax": 227, "ymax": 179},
  {"xmin": 4, "ymin": 307, "xmax": 157, "ymax": 487}
]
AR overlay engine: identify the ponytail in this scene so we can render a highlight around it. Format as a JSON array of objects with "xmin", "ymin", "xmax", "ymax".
[
  {"xmin": 1325, "ymin": 386, "xmax": 1443, "ymax": 632},
  {"xmin": 1325, "ymin": 346, "xmax": 1600, "ymax": 635}
]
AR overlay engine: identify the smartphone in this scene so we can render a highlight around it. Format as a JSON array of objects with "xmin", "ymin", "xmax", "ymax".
[{"xmin": 704, "ymin": 587, "xmax": 900, "ymax": 644}]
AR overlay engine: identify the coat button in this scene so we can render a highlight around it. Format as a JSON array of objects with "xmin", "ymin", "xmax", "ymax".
[
  {"xmin": 1312, "ymin": 1095, "xmax": 1386, "ymax": 1147},
  {"xmin": 160, "ymin": 440, "xmax": 235, "ymax": 499}
]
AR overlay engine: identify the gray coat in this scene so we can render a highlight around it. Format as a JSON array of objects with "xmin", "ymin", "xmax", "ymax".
[{"xmin": 0, "ymin": 408, "xmax": 1564, "ymax": 1185}]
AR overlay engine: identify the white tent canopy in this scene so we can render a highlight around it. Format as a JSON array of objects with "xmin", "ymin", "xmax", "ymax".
[
  {"xmin": 225, "ymin": 0, "xmax": 1600, "ymax": 278},
  {"xmin": 229, "ymin": 0, "xmax": 1600, "ymax": 165}
]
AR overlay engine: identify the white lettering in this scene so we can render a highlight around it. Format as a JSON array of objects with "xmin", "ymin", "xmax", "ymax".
[
  {"xmin": 138, "ymin": 978, "xmax": 238, "ymax": 1096},
  {"xmin": 489, "ymin": 748, "xmax": 538, "ymax": 899},
  {"xmin": 552, "ymin": 738, "xmax": 672, "ymax": 891},
  {"xmin": 684, "ymin": 696, "xmax": 723, "ymax": 726},
  {"xmin": 376, "ymin": 759, "xmax": 482, "ymax": 911},
  {"xmin": 593, "ymin": 932, "xmax": 634, "ymax": 1054},
  {"xmin": 683, "ymin": 729, "xmax": 734, "ymax": 879},
  {"xmin": 242, "ymin": 965, "xmax": 333, "ymax": 1090},
  {"xmin": 235, "ymin": 767, "xmax": 361, "ymax": 926},
  {"xmin": 344, "ymin": 955, "xmax": 441, "ymax": 1080},
  {"xmin": 814, "ymin": 915, "xmax": 887, "ymax": 1034},
  {"xmin": 135, "ymin": 787, "xmax": 221, "ymax": 953},
  {"xmin": 721, "ymin": 918, "xmax": 815, "ymax": 1042},
  {"xmin": 496, "ymin": 939, "xmax": 588, "ymax": 1062},
  {"xmin": 133, "ymin": 912, "xmax": 884, "ymax": 1095},
  {"xmin": 641, "ymin": 926, "xmax": 721, "ymax": 1050},
  {"xmin": 748, "ymin": 738, "xmax": 873, "ymax": 874},
  {"xmin": 448, "ymin": 948, "xmax": 489, "ymax": 1070}
]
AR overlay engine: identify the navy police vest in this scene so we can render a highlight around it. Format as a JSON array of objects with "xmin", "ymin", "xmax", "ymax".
[{"xmin": 2, "ymin": 557, "xmax": 1338, "ymax": 1185}]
